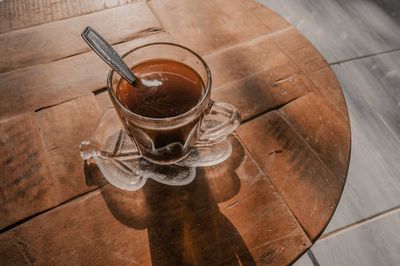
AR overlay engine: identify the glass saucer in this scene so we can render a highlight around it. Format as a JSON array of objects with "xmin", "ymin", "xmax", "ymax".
[{"xmin": 80, "ymin": 109, "xmax": 232, "ymax": 191}]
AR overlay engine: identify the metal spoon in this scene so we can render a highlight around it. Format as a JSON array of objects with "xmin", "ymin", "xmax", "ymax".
[{"xmin": 81, "ymin": 26, "xmax": 138, "ymax": 86}]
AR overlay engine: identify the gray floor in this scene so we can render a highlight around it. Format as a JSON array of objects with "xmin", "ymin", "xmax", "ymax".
[{"xmin": 257, "ymin": 0, "xmax": 400, "ymax": 265}]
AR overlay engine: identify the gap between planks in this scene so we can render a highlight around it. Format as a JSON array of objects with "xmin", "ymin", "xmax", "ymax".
[
  {"xmin": 0, "ymin": 27, "xmax": 164, "ymax": 76},
  {"xmin": 51, "ymin": 27, "xmax": 163, "ymax": 63},
  {"xmin": 319, "ymin": 205, "xmax": 400, "ymax": 241},
  {"xmin": 0, "ymin": 0, "xmax": 148, "ymax": 34},
  {"xmin": 0, "ymin": 22, "xmax": 342, "ymax": 235},
  {"xmin": 225, "ymin": 133, "xmax": 313, "ymax": 246},
  {"xmin": 330, "ymin": 47, "xmax": 400, "ymax": 66},
  {"xmin": 241, "ymin": 91, "xmax": 312, "ymax": 124},
  {"xmin": 0, "ymin": 184, "xmax": 107, "ymax": 235},
  {"xmin": 0, "ymin": 25, "xmax": 295, "ymax": 122},
  {"xmin": 203, "ymin": 26, "xmax": 294, "ymax": 58},
  {"xmin": 0, "ymin": 92, "xmax": 314, "ymax": 236}
]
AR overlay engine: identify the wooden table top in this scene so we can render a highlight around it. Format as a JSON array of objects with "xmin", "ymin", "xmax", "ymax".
[{"xmin": 0, "ymin": 0, "xmax": 350, "ymax": 265}]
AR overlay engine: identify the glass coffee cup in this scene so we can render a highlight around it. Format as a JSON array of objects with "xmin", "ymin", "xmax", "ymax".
[{"xmin": 107, "ymin": 43, "xmax": 240, "ymax": 165}]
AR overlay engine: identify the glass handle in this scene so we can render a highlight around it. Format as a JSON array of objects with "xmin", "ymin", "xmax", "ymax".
[
  {"xmin": 196, "ymin": 102, "xmax": 241, "ymax": 146},
  {"xmin": 80, "ymin": 140, "xmax": 141, "ymax": 161}
]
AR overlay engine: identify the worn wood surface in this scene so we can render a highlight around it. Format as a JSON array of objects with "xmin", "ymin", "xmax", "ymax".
[
  {"xmin": 279, "ymin": 92, "xmax": 349, "ymax": 179},
  {"xmin": 35, "ymin": 95, "xmax": 104, "ymax": 202},
  {"xmin": 148, "ymin": 0, "xmax": 289, "ymax": 55},
  {"xmin": 0, "ymin": 32, "xmax": 168, "ymax": 120},
  {"xmin": 0, "ymin": 136, "xmax": 311, "ymax": 265},
  {"xmin": 259, "ymin": 0, "xmax": 400, "ymax": 63},
  {"xmin": 0, "ymin": 0, "xmax": 350, "ymax": 264},
  {"xmin": 0, "ymin": 2, "xmax": 161, "ymax": 73},
  {"xmin": 237, "ymin": 111, "xmax": 345, "ymax": 240},
  {"xmin": 258, "ymin": 0, "xmax": 400, "ymax": 264},
  {"xmin": 0, "ymin": 114, "xmax": 58, "ymax": 230},
  {"xmin": 0, "ymin": 0, "xmax": 141, "ymax": 34}
]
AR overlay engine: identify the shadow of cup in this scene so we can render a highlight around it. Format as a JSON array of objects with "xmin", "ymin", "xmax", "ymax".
[{"xmin": 82, "ymin": 136, "xmax": 255, "ymax": 265}]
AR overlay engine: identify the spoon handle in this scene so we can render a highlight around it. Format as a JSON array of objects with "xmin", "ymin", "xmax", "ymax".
[{"xmin": 81, "ymin": 26, "xmax": 137, "ymax": 85}]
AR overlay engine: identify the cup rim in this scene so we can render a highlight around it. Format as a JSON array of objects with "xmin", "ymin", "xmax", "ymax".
[{"xmin": 107, "ymin": 42, "xmax": 212, "ymax": 123}]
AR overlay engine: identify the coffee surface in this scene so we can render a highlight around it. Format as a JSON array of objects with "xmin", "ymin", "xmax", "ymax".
[{"xmin": 117, "ymin": 59, "xmax": 205, "ymax": 118}]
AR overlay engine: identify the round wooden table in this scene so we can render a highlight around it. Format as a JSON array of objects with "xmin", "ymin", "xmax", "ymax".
[{"xmin": 0, "ymin": 0, "xmax": 350, "ymax": 265}]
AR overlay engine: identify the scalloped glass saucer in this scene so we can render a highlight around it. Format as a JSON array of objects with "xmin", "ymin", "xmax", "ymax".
[{"xmin": 80, "ymin": 109, "xmax": 232, "ymax": 191}]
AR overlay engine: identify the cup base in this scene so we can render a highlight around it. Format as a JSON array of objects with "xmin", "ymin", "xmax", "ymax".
[{"xmin": 81, "ymin": 109, "xmax": 233, "ymax": 191}]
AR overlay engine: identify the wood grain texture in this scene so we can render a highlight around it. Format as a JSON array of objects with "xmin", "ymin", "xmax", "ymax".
[
  {"xmin": 204, "ymin": 31, "xmax": 311, "ymax": 120},
  {"xmin": 0, "ymin": 32, "xmax": 169, "ymax": 120},
  {"xmin": 307, "ymin": 66, "xmax": 349, "ymax": 118},
  {"xmin": 206, "ymin": 32, "xmax": 292, "ymax": 89},
  {"xmin": 0, "ymin": 0, "xmax": 141, "ymax": 34},
  {"xmin": 0, "ymin": 2, "xmax": 161, "ymax": 73},
  {"xmin": 312, "ymin": 209, "xmax": 400, "ymax": 265},
  {"xmin": 279, "ymin": 92, "xmax": 350, "ymax": 179},
  {"xmin": 258, "ymin": 0, "xmax": 400, "ymax": 63},
  {"xmin": 0, "ymin": 0, "xmax": 352, "ymax": 262},
  {"xmin": 0, "ymin": 114, "xmax": 58, "ymax": 230},
  {"xmin": 0, "ymin": 136, "xmax": 311, "ymax": 265},
  {"xmin": 213, "ymin": 67, "xmax": 310, "ymax": 121},
  {"xmin": 257, "ymin": 0, "xmax": 400, "ymax": 263},
  {"xmin": 0, "ymin": 30, "xmax": 306, "ymax": 122},
  {"xmin": 270, "ymin": 29, "xmax": 350, "ymax": 118},
  {"xmin": 268, "ymin": 28, "xmax": 351, "ymax": 179},
  {"xmin": 271, "ymin": 28, "xmax": 326, "ymax": 74},
  {"xmin": 35, "ymin": 95, "xmax": 105, "ymax": 203},
  {"xmin": 237, "ymin": 111, "xmax": 345, "ymax": 240},
  {"xmin": 149, "ymin": 0, "xmax": 289, "ymax": 55},
  {"xmin": 323, "ymin": 54, "xmax": 400, "ymax": 232}
]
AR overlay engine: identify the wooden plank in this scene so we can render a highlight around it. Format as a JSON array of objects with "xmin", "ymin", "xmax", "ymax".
[
  {"xmin": 0, "ymin": 136, "xmax": 310, "ymax": 265},
  {"xmin": 259, "ymin": 0, "xmax": 400, "ymax": 63},
  {"xmin": 260, "ymin": 0, "xmax": 400, "ymax": 237},
  {"xmin": 0, "ymin": 2, "xmax": 161, "ymax": 73},
  {"xmin": 271, "ymin": 29, "xmax": 349, "ymax": 118},
  {"xmin": 0, "ymin": 29, "xmax": 296, "ymax": 120},
  {"xmin": 205, "ymin": 33, "xmax": 292, "ymax": 89},
  {"xmin": 0, "ymin": 189, "xmax": 152, "ymax": 265},
  {"xmin": 237, "ymin": 111, "xmax": 345, "ymax": 240},
  {"xmin": 312, "ymin": 209, "xmax": 400, "ymax": 265},
  {"xmin": 0, "ymin": 114, "xmax": 58, "ymax": 230},
  {"xmin": 149, "ymin": 0, "xmax": 290, "ymax": 55},
  {"xmin": 0, "ymin": 31, "xmax": 169, "ymax": 120},
  {"xmin": 0, "ymin": 0, "xmax": 141, "ymax": 34},
  {"xmin": 321, "ymin": 59, "xmax": 400, "ymax": 232},
  {"xmin": 0, "ymin": 30, "xmax": 300, "ymax": 121},
  {"xmin": 270, "ymin": 28, "xmax": 351, "ymax": 179},
  {"xmin": 279, "ymin": 92, "xmax": 350, "ymax": 179},
  {"xmin": 35, "ymin": 95, "xmax": 105, "ymax": 203},
  {"xmin": 271, "ymin": 28, "xmax": 326, "ymax": 74},
  {"xmin": 307, "ymin": 66, "xmax": 349, "ymax": 118},
  {"xmin": 213, "ymin": 66, "xmax": 311, "ymax": 121}
]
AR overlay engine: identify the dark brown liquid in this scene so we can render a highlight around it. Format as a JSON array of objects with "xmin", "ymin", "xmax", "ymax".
[
  {"xmin": 117, "ymin": 59, "xmax": 204, "ymax": 118},
  {"xmin": 116, "ymin": 59, "xmax": 206, "ymax": 163}
]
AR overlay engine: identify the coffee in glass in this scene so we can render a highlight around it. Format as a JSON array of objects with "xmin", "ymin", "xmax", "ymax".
[{"xmin": 108, "ymin": 43, "xmax": 240, "ymax": 165}]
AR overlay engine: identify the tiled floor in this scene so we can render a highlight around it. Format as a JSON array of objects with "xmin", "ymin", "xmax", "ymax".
[{"xmin": 258, "ymin": 0, "xmax": 400, "ymax": 265}]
